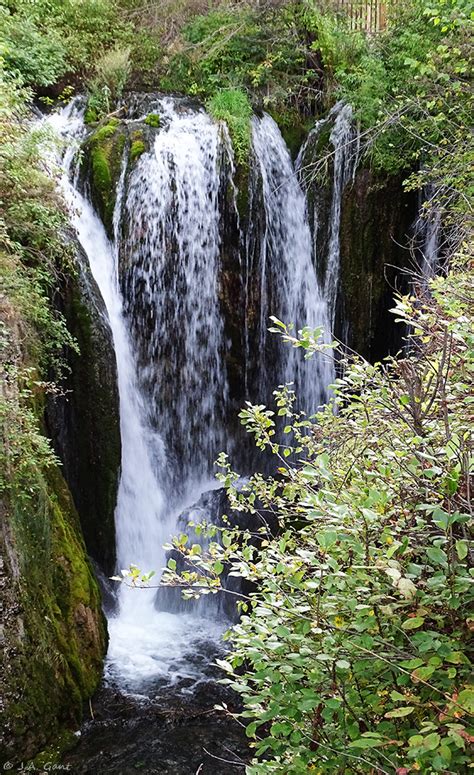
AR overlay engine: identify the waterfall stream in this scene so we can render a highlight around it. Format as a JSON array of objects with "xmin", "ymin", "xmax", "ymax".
[
  {"xmin": 46, "ymin": 97, "xmax": 338, "ymax": 697},
  {"xmin": 120, "ymin": 101, "xmax": 232, "ymax": 491},
  {"xmin": 249, "ymin": 114, "xmax": 334, "ymax": 409}
]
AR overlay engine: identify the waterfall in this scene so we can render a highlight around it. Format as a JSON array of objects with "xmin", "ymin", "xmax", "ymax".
[
  {"xmin": 248, "ymin": 113, "xmax": 334, "ymax": 410},
  {"xmin": 297, "ymin": 102, "xmax": 357, "ymax": 333},
  {"xmin": 45, "ymin": 97, "xmax": 339, "ymax": 694},
  {"xmin": 46, "ymin": 101, "xmax": 226, "ymax": 692},
  {"xmin": 414, "ymin": 186, "xmax": 443, "ymax": 280},
  {"xmin": 118, "ymin": 101, "xmax": 232, "ymax": 491}
]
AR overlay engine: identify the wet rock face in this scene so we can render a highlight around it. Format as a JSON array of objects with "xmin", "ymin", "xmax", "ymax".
[
  {"xmin": 0, "ymin": 467, "xmax": 107, "ymax": 766},
  {"xmin": 46, "ymin": 241, "xmax": 121, "ymax": 574},
  {"xmin": 300, "ymin": 112, "xmax": 417, "ymax": 362},
  {"xmin": 337, "ymin": 169, "xmax": 417, "ymax": 361}
]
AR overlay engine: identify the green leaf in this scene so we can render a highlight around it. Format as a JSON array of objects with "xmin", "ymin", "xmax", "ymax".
[
  {"xmin": 384, "ymin": 706, "xmax": 415, "ymax": 718},
  {"xmin": 457, "ymin": 689, "xmax": 474, "ymax": 714},
  {"xmin": 167, "ymin": 558, "xmax": 176, "ymax": 571},
  {"xmin": 349, "ymin": 737, "xmax": 384, "ymax": 749},
  {"xmin": 423, "ymin": 732, "xmax": 441, "ymax": 751},
  {"xmin": 426, "ymin": 546, "xmax": 448, "ymax": 567},
  {"xmin": 246, "ymin": 722, "xmax": 257, "ymax": 738},
  {"xmin": 456, "ymin": 540, "xmax": 468, "ymax": 560},
  {"xmin": 402, "ymin": 616, "xmax": 425, "ymax": 630}
]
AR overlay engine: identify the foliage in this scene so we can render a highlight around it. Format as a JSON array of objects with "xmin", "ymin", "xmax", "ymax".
[
  {"xmin": 0, "ymin": 68, "xmax": 77, "ymax": 372},
  {"xmin": 207, "ymin": 88, "xmax": 252, "ymax": 166},
  {"xmin": 302, "ymin": 0, "xmax": 474, "ymax": 216},
  {"xmin": 0, "ymin": 0, "xmax": 157, "ymax": 91},
  {"xmin": 86, "ymin": 46, "xmax": 131, "ymax": 119},
  {"xmin": 160, "ymin": 3, "xmax": 313, "ymax": 112},
  {"xmin": 0, "ymin": 65, "xmax": 77, "ymax": 497},
  {"xmin": 144, "ymin": 112, "xmax": 160, "ymax": 127},
  {"xmin": 161, "ymin": 265, "xmax": 474, "ymax": 773},
  {"xmin": 0, "ymin": 5, "xmax": 68, "ymax": 88}
]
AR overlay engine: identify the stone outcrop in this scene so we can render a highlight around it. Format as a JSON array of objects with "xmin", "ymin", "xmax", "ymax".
[{"xmin": 46, "ymin": 242, "xmax": 121, "ymax": 574}]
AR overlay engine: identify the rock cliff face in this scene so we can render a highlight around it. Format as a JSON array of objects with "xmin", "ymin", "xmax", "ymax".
[
  {"xmin": 0, "ymin": 446, "xmax": 107, "ymax": 765},
  {"xmin": 46, "ymin": 243, "xmax": 121, "ymax": 574},
  {"xmin": 337, "ymin": 169, "xmax": 416, "ymax": 361},
  {"xmin": 1, "ymin": 238, "xmax": 111, "ymax": 764},
  {"xmin": 297, "ymin": 105, "xmax": 417, "ymax": 362}
]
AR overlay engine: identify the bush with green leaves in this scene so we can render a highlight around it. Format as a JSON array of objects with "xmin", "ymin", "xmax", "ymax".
[
  {"xmin": 206, "ymin": 88, "xmax": 252, "ymax": 166},
  {"xmin": 86, "ymin": 45, "xmax": 132, "ymax": 119},
  {"xmin": 158, "ymin": 264, "xmax": 473, "ymax": 774},
  {"xmin": 160, "ymin": 3, "xmax": 312, "ymax": 110}
]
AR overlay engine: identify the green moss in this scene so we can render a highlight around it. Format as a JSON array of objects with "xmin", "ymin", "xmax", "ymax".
[
  {"xmin": 86, "ymin": 120, "xmax": 126, "ymax": 234},
  {"xmin": 84, "ymin": 107, "xmax": 98, "ymax": 125},
  {"xmin": 130, "ymin": 139, "xmax": 145, "ymax": 161},
  {"xmin": 270, "ymin": 110, "xmax": 314, "ymax": 160},
  {"xmin": 2, "ymin": 457, "xmax": 107, "ymax": 763},
  {"xmin": 144, "ymin": 112, "xmax": 160, "ymax": 127},
  {"xmin": 93, "ymin": 117, "xmax": 121, "ymax": 142},
  {"xmin": 33, "ymin": 730, "xmax": 77, "ymax": 768},
  {"xmin": 91, "ymin": 146, "xmax": 112, "ymax": 197},
  {"xmin": 206, "ymin": 89, "xmax": 252, "ymax": 167}
]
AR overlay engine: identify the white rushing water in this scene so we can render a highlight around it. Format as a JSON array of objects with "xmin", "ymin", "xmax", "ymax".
[
  {"xmin": 250, "ymin": 113, "xmax": 335, "ymax": 409},
  {"xmin": 46, "ymin": 101, "xmax": 226, "ymax": 691},
  {"xmin": 414, "ymin": 186, "xmax": 442, "ymax": 281},
  {"xmin": 119, "ymin": 101, "xmax": 232, "ymax": 491},
  {"xmin": 297, "ymin": 101, "xmax": 356, "ymax": 333}
]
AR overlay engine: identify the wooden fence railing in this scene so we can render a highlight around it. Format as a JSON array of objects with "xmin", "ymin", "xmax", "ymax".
[{"xmin": 331, "ymin": 1, "xmax": 390, "ymax": 33}]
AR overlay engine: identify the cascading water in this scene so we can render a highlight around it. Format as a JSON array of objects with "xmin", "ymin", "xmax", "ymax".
[
  {"xmin": 248, "ymin": 113, "xmax": 335, "ymax": 410},
  {"xmin": 117, "ymin": 101, "xmax": 232, "ymax": 492},
  {"xmin": 46, "ymin": 101, "xmax": 225, "ymax": 692},
  {"xmin": 297, "ymin": 102, "xmax": 357, "ymax": 334},
  {"xmin": 414, "ymin": 186, "xmax": 443, "ymax": 280}
]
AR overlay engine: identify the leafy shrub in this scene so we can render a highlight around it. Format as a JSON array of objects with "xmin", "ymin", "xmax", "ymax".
[
  {"xmin": 0, "ymin": 66, "xmax": 77, "ymax": 374},
  {"xmin": 1, "ymin": 7, "xmax": 68, "ymax": 87},
  {"xmin": 206, "ymin": 88, "xmax": 252, "ymax": 166},
  {"xmin": 86, "ymin": 46, "xmax": 131, "ymax": 118},
  {"xmin": 161, "ymin": 3, "xmax": 309, "ymax": 111},
  {"xmin": 162, "ymin": 266, "xmax": 474, "ymax": 774}
]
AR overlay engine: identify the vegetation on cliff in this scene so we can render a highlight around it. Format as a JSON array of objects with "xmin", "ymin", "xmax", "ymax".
[{"xmin": 0, "ymin": 69, "xmax": 107, "ymax": 762}]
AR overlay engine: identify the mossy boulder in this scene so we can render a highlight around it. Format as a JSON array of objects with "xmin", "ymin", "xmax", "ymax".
[
  {"xmin": 144, "ymin": 112, "xmax": 160, "ymax": 128},
  {"xmin": 130, "ymin": 130, "xmax": 145, "ymax": 162},
  {"xmin": 84, "ymin": 118, "xmax": 126, "ymax": 236},
  {"xmin": 0, "ymin": 462, "xmax": 107, "ymax": 765}
]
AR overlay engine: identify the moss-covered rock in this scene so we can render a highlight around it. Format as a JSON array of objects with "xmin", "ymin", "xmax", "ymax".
[
  {"xmin": 84, "ymin": 119, "xmax": 126, "ymax": 236},
  {"xmin": 46, "ymin": 242, "xmax": 121, "ymax": 574},
  {"xmin": 130, "ymin": 136, "xmax": 145, "ymax": 162},
  {"xmin": 0, "ymin": 461, "xmax": 107, "ymax": 765},
  {"xmin": 269, "ymin": 109, "xmax": 314, "ymax": 160},
  {"xmin": 144, "ymin": 112, "xmax": 160, "ymax": 127}
]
